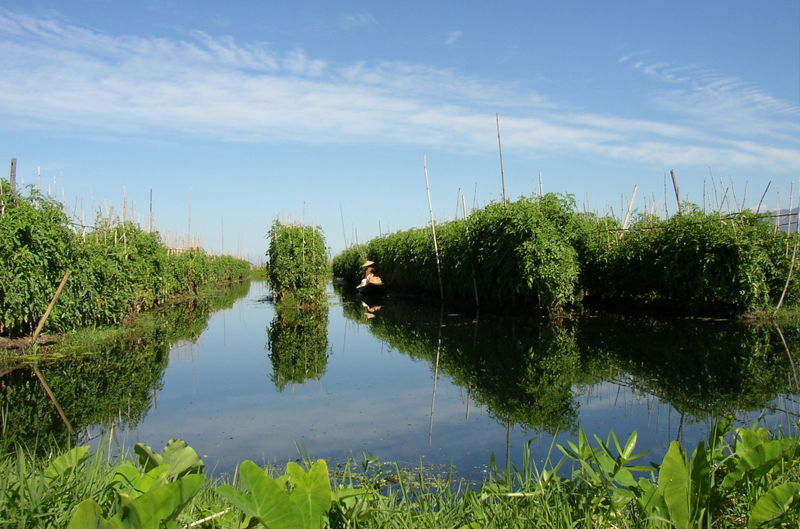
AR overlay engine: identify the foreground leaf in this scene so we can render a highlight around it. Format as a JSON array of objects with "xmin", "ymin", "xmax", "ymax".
[{"xmin": 748, "ymin": 482, "xmax": 800, "ymax": 528}]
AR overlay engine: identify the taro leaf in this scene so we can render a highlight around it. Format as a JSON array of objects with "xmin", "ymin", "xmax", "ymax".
[
  {"xmin": 44, "ymin": 445, "xmax": 90, "ymax": 483},
  {"xmin": 67, "ymin": 498, "xmax": 120, "ymax": 529},
  {"xmin": 123, "ymin": 473, "xmax": 204, "ymax": 529},
  {"xmin": 135, "ymin": 439, "xmax": 204, "ymax": 479},
  {"xmin": 658, "ymin": 441, "xmax": 691, "ymax": 529},
  {"xmin": 748, "ymin": 482, "xmax": 800, "ymax": 529},
  {"xmin": 723, "ymin": 428, "xmax": 798, "ymax": 489},
  {"xmin": 285, "ymin": 460, "xmax": 332, "ymax": 529},
  {"xmin": 216, "ymin": 460, "xmax": 304, "ymax": 529},
  {"xmin": 113, "ymin": 462, "xmax": 172, "ymax": 501}
]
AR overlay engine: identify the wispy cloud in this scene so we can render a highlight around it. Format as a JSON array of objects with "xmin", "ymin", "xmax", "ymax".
[
  {"xmin": 0, "ymin": 9, "xmax": 797, "ymax": 174},
  {"xmin": 445, "ymin": 31, "xmax": 462, "ymax": 46},
  {"xmin": 340, "ymin": 12, "xmax": 377, "ymax": 29},
  {"xmin": 622, "ymin": 56, "xmax": 800, "ymax": 142}
]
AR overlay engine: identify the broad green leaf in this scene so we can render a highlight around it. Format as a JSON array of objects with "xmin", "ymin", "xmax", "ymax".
[
  {"xmin": 160, "ymin": 439, "xmax": 205, "ymax": 478},
  {"xmin": 44, "ymin": 445, "xmax": 90, "ymax": 483},
  {"xmin": 67, "ymin": 499, "xmax": 120, "ymax": 529},
  {"xmin": 658, "ymin": 441, "xmax": 691, "ymax": 529},
  {"xmin": 135, "ymin": 439, "xmax": 204, "ymax": 479},
  {"xmin": 124, "ymin": 473, "xmax": 204, "ymax": 529},
  {"xmin": 748, "ymin": 482, "xmax": 800, "ymax": 528},
  {"xmin": 134, "ymin": 443, "xmax": 164, "ymax": 472},
  {"xmin": 216, "ymin": 460, "xmax": 304, "ymax": 529},
  {"xmin": 286, "ymin": 460, "xmax": 332, "ymax": 529}
]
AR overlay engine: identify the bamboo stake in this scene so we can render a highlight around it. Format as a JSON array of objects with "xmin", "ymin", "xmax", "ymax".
[
  {"xmin": 622, "ymin": 184, "xmax": 639, "ymax": 231},
  {"xmin": 496, "ymin": 113, "xmax": 508, "ymax": 205},
  {"xmin": 9, "ymin": 157, "xmax": 16, "ymax": 194},
  {"xmin": 29, "ymin": 269, "xmax": 75, "ymax": 436},
  {"xmin": 31, "ymin": 270, "xmax": 71, "ymax": 344},
  {"xmin": 670, "ymin": 169, "xmax": 682, "ymax": 215},
  {"xmin": 755, "ymin": 181, "xmax": 771, "ymax": 215},
  {"xmin": 423, "ymin": 155, "xmax": 444, "ymax": 301}
]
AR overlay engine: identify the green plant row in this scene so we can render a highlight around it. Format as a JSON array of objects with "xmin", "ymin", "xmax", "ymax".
[
  {"xmin": 267, "ymin": 221, "xmax": 328, "ymax": 306},
  {"xmin": 0, "ymin": 180, "xmax": 251, "ymax": 337},
  {"xmin": 3, "ymin": 422, "xmax": 799, "ymax": 528},
  {"xmin": 332, "ymin": 195, "xmax": 797, "ymax": 315}
]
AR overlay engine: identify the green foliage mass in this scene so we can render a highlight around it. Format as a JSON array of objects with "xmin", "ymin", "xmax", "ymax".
[
  {"xmin": 334, "ymin": 194, "xmax": 583, "ymax": 310},
  {"xmin": 333, "ymin": 195, "xmax": 798, "ymax": 316},
  {"xmin": 581, "ymin": 207, "xmax": 794, "ymax": 314},
  {"xmin": 0, "ymin": 180, "xmax": 251, "ymax": 337},
  {"xmin": 4, "ymin": 424, "xmax": 800, "ymax": 529},
  {"xmin": 267, "ymin": 305, "xmax": 329, "ymax": 391},
  {"xmin": 267, "ymin": 221, "xmax": 328, "ymax": 306}
]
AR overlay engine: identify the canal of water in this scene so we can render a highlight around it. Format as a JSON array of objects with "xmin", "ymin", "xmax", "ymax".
[{"xmin": 4, "ymin": 279, "xmax": 799, "ymax": 480}]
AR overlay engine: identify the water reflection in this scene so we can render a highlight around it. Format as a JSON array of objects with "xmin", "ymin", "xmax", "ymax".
[
  {"xmin": 0, "ymin": 280, "xmax": 251, "ymax": 452},
  {"xmin": 3, "ymin": 280, "xmax": 798, "ymax": 478},
  {"xmin": 267, "ymin": 305, "xmax": 329, "ymax": 390},
  {"xmin": 338, "ymin": 288, "xmax": 800, "ymax": 434}
]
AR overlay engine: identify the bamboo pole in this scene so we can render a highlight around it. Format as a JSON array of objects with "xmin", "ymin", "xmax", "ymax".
[
  {"xmin": 755, "ymin": 181, "xmax": 771, "ymax": 215},
  {"xmin": 496, "ymin": 113, "xmax": 508, "ymax": 205},
  {"xmin": 31, "ymin": 270, "xmax": 71, "ymax": 344},
  {"xmin": 423, "ymin": 155, "xmax": 445, "ymax": 301},
  {"xmin": 9, "ymin": 157, "xmax": 16, "ymax": 194},
  {"xmin": 670, "ymin": 169, "xmax": 682, "ymax": 215},
  {"xmin": 622, "ymin": 184, "xmax": 639, "ymax": 231},
  {"xmin": 28, "ymin": 269, "xmax": 75, "ymax": 436}
]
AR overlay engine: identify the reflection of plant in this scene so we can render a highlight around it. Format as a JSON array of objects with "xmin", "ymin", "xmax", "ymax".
[
  {"xmin": 267, "ymin": 305, "xmax": 329, "ymax": 391},
  {"xmin": 339, "ymin": 294, "xmax": 581, "ymax": 432},
  {"xmin": 0, "ymin": 282, "xmax": 251, "ymax": 453},
  {"xmin": 267, "ymin": 221, "xmax": 328, "ymax": 306},
  {"xmin": 577, "ymin": 316, "xmax": 798, "ymax": 416}
]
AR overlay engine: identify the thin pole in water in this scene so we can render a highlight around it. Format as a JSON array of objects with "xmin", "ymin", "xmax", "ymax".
[{"xmin": 424, "ymin": 155, "xmax": 445, "ymax": 301}]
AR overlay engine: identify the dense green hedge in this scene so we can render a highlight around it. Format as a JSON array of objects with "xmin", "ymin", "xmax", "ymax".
[
  {"xmin": 267, "ymin": 221, "xmax": 328, "ymax": 305},
  {"xmin": 0, "ymin": 180, "xmax": 251, "ymax": 337},
  {"xmin": 334, "ymin": 194, "xmax": 583, "ymax": 309},
  {"xmin": 332, "ymin": 194, "xmax": 797, "ymax": 315}
]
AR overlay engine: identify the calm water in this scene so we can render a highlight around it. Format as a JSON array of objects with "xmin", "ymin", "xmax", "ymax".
[{"xmin": 5, "ymin": 279, "xmax": 800, "ymax": 480}]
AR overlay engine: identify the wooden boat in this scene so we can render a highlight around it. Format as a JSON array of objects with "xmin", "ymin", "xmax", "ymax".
[{"xmin": 356, "ymin": 275, "xmax": 385, "ymax": 295}]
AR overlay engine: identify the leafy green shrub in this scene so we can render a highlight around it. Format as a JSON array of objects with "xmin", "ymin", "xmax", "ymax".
[
  {"xmin": 584, "ymin": 208, "xmax": 794, "ymax": 314},
  {"xmin": 333, "ymin": 194, "xmax": 584, "ymax": 311},
  {"xmin": 267, "ymin": 221, "xmax": 328, "ymax": 306},
  {"xmin": 0, "ymin": 179, "xmax": 252, "ymax": 337}
]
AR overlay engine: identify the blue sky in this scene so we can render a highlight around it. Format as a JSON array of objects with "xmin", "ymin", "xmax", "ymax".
[{"xmin": 1, "ymin": 1, "xmax": 798, "ymax": 262}]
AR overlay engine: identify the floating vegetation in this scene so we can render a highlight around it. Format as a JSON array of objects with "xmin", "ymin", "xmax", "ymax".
[
  {"xmin": 333, "ymin": 194, "xmax": 798, "ymax": 316},
  {"xmin": 0, "ymin": 179, "xmax": 251, "ymax": 337},
  {"xmin": 267, "ymin": 221, "xmax": 328, "ymax": 306}
]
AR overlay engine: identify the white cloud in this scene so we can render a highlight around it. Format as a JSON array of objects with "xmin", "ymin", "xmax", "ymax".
[
  {"xmin": 445, "ymin": 31, "xmax": 462, "ymax": 46},
  {"xmin": 0, "ymin": 9, "xmax": 797, "ymax": 175},
  {"xmin": 340, "ymin": 12, "xmax": 377, "ymax": 29}
]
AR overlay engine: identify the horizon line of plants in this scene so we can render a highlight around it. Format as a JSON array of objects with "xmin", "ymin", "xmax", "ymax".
[
  {"xmin": 0, "ymin": 179, "xmax": 252, "ymax": 338},
  {"xmin": 4, "ymin": 420, "xmax": 800, "ymax": 528},
  {"xmin": 332, "ymin": 193, "xmax": 798, "ymax": 315},
  {"xmin": 267, "ymin": 220, "xmax": 328, "ymax": 306}
]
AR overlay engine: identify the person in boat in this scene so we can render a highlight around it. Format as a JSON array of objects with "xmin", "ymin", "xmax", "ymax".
[{"xmin": 357, "ymin": 260, "xmax": 383, "ymax": 289}]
